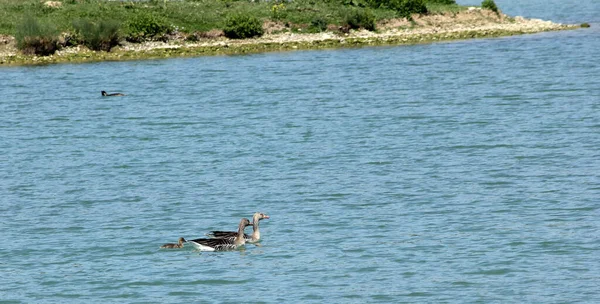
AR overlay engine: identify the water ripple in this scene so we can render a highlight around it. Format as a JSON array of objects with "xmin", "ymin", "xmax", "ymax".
[{"xmin": 1, "ymin": 2, "xmax": 600, "ymax": 302}]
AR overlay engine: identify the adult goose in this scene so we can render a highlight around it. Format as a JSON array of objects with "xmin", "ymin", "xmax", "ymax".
[
  {"xmin": 188, "ymin": 218, "xmax": 251, "ymax": 251},
  {"xmin": 207, "ymin": 212, "xmax": 269, "ymax": 244},
  {"xmin": 160, "ymin": 237, "xmax": 186, "ymax": 249}
]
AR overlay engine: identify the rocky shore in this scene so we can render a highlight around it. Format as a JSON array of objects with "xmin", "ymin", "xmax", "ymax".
[{"xmin": 0, "ymin": 8, "xmax": 580, "ymax": 66}]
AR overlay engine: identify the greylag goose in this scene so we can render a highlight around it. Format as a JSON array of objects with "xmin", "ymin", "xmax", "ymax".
[
  {"xmin": 101, "ymin": 90, "xmax": 125, "ymax": 96},
  {"xmin": 207, "ymin": 212, "xmax": 269, "ymax": 243},
  {"xmin": 188, "ymin": 218, "xmax": 251, "ymax": 251},
  {"xmin": 160, "ymin": 237, "xmax": 186, "ymax": 249}
]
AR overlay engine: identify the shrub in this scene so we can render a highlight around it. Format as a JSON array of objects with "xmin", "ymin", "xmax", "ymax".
[
  {"xmin": 73, "ymin": 19, "xmax": 121, "ymax": 52},
  {"xmin": 426, "ymin": 0, "xmax": 455, "ymax": 4},
  {"xmin": 309, "ymin": 17, "xmax": 329, "ymax": 33},
  {"xmin": 126, "ymin": 12, "xmax": 173, "ymax": 42},
  {"xmin": 393, "ymin": 0, "xmax": 428, "ymax": 17},
  {"xmin": 368, "ymin": 0, "xmax": 428, "ymax": 18},
  {"xmin": 345, "ymin": 9, "xmax": 376, "ymax": 31},
  {"xmin": 15, "ymin": 16, "xmax": 60, "ymax": 56},
  {"xmin": 481, "ymin": 0, "xmax": 499, "ymax": 13},
  {"xmin": 223, "ymin": 14, "xmax": 264, "ymax": 39}
]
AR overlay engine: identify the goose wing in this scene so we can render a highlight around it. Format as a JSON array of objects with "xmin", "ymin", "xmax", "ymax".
[
  {"xmin": 207, "ymin": 231, "xmax": 250, "ymax": 239},
  {"xmin": 188, "ymin": 237, "xmax": 239, "ymax": 251}
]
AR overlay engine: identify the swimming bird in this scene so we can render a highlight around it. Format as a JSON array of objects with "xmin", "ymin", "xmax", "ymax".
[
  {"xmin": 207, "ymin": 212, "xmax": 269, "ymax": 243},
  {"xmin": 160, "ymin": 237, "xmax": 186, "ymax": 249},
  {"xmin": 101, "ymin": 90, "xmax": 125, "ymax": 96},
  {"xmin": 188, "ymin": 218, "xmax": 251, "ymax": 251}
]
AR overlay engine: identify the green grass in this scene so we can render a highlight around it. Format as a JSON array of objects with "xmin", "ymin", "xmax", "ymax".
[
  {"xmin": 425, "ymin": 3, "xmax": 465, "ymax": 14},
  {"xmin": 0, "ymin": 0, "xmax": 464, "ymax": 37}
]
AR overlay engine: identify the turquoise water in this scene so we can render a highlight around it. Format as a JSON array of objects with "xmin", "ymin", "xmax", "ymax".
[{"xmin": 1, "ymin": 1, "xmax": 599, "ymax": 303}]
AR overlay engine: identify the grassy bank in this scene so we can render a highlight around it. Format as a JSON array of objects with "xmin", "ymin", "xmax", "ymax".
[
  {"xmin": 0, "ymin": 0, "xmax": 462, "ymax": 36},
  {"xmin": 0, "ymin": 27, "xmax": 546, "ymax": 65},
  {"xmin": 0, "ymin": 0, "xmax": 582, "ymax": 66}
]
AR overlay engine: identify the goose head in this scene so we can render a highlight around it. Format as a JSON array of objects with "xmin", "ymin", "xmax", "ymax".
[{"xmin": 251, "ymin": 212, "xmax": 270, "ymax": 225}]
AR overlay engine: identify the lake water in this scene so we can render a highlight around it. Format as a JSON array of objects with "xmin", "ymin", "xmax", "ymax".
[{"xmin": 1, "ymin": 0, "xmax": 599, "ymax": 302}]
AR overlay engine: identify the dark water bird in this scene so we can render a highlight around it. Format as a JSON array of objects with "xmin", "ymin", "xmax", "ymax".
[
  {"xmin": 160, "ymin": 237, "xmax": 186, "ymax": 249},
  {"xmin": 188, "ymin": 218, "xmax": 252, "ymax": 251},
  {"xmin": 207, "ymin": 212, "xmax": 270, "ymax": 244},
  {"xmin": 101, "ymin": 90, "xmax": 125, "ymax": 96}
]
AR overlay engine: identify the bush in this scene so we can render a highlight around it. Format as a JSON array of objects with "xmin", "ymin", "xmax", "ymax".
[
  {"xmin": 309, "ymin": 17, "xmax": 329, "ymax": 33},
  {"xmin": 223, "ymin": 14, "xmax": 264, "ymax": 39},
  {"xmin": 345, "ymin": 9, "xmax": 376, "ymax": 31},
  {"xmin": 481, "ymin": 0, "xmax": 499, "ymax": 13},
  {"xmin": 126, "ymin": 12, "xmax": 173, "ymax": 42},
  {"xmin": 73, "ymin": 19, "xmax": 121, "ymax": 52},
  {"xmin": 15, "ymin": 16, "xmax": 60, "ymax": 56},
  {"xmin": 426, "ymin": 0, "xmax": 455, "ymax": 4},
  {"xmin": 393, "ymin": 0, "xmax": 428, "ymax": 17},
  {"xmin": 368, "ymin": 0, "xmax": 428, "ymax": 18}
]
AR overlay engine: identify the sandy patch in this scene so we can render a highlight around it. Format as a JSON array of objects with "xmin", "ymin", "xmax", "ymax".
[{"xmin": 43, "ymin": 1, "xmax": 62, "ymax": 8}]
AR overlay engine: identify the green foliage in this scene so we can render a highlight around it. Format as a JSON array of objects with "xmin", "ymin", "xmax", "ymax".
[
  {"xmin": 223, "ymin": 14, "xmax": 264, "ymax": 39},
  {"xmin": 126, "ymin": 12, "xmax": 173, "ymax": 42},
  {"xmin": 342, "ymin": 0, "xmax": 369, "ymax": 7},
  {"xmin": 368, "ymin": 0, "xmax": 428, "ymax": 18},
  {"xmin": 0, "ymin": 0, "xmax": 476, "ymax": 43},
  {"xmin": 73, "ymin": 19, "xmax": 120, "ymax": 52},
  {"xmin": 481, "ymin": 0, "xmax": 498, "ymax": 13},
  {"xmin": 425, "ymin": 0, "xmax": 462, "ymax": 14},
  {"xmin": 270, "ymin": 3, "xmax": 287, "ymax": 20},
  {"xmin": 15, "ymin": 16, "xmax": 59, "ymax": 56},
  {"xmin": 309, "ymin": 17, "xmax": 329, "ymax": 33},
  {"xmin": 345, "ymin": 9, "xmax": 376, "ymax": 31},
  {"xmin": 425, "ymin": 0, "xmax": 455, "ymax": 4}
]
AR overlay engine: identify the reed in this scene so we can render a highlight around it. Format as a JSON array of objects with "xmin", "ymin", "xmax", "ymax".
[
  {"xmin": 73, "ymin": 19, "xmax": 120, "ymax": 51},
  {"xmin": 15, "ymin": 16, "xmax": 59, "ymax": 55}
]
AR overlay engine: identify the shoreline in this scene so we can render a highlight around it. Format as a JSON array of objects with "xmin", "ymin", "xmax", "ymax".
[{"xmin": 0, "ymin": 9, "xmax": 581, "ymax": 67}]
